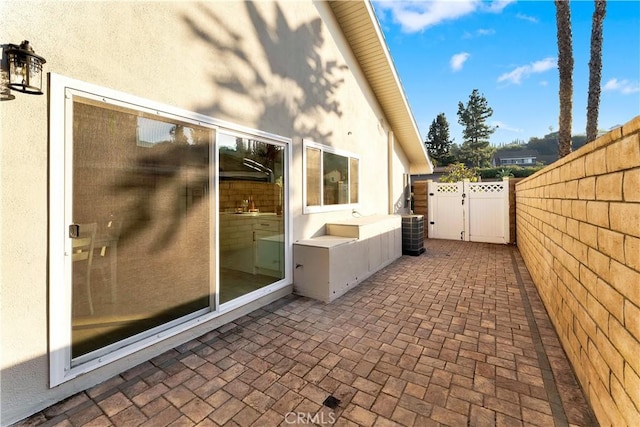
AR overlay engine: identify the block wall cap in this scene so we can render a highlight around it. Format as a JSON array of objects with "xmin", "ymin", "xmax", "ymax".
[
  {"xmin": 517, "ymin": 115, "xmax": 640, "ymax": 188},
  {"xmin": 621, "ymin": 115, "xmax": 640, "ymax": 137}
]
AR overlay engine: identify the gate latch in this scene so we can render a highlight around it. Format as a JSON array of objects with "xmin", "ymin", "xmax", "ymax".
[{"xmin": 461, "ymin": 193, "xmax": 466, "ymax": 205}]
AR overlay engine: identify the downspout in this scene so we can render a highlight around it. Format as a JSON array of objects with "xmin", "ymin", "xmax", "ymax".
[{"xmin": 388, "ymin": 130, "xmax": 394, "ymax": 214}]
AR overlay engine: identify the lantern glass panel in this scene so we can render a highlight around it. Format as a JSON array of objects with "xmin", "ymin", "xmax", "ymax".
[{"xmin": 8, "ymin": 52, "xmax": 44, "ymax": 94}]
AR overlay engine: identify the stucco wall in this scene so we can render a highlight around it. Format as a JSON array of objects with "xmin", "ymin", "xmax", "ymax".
[
  {"xmin": 1, "ymin": 1, "xmax": 412, "ymax": 424},
  {"xmin": 515, "ymin": 116, "xmax": 640, "ymax": 426},
  {"xmin": 390, "ymin": 133, "xmax": 412, "ymax": 215}
]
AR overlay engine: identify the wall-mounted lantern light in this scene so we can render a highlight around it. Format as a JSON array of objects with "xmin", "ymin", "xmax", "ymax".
[{"xmin": 5, "ymin": 41, "xmax": 46, "ymax": 95}]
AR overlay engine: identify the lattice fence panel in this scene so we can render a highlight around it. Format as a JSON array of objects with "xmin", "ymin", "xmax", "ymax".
[
  {"xmin": 468, "ymin": 183, "xmax": 505, "ymax": 193},
  {"xmin": 436, "ymin": 184, "xmax": 461, "ymax": 193}
]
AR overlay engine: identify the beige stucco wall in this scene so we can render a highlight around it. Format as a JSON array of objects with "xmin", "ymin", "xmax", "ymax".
[
  {"xmin": 515, "ymin": 116, "xmax": 640, "ymax": 426},
  {"xmin": 1, "ymin": 1, "xmax": 415, "ymax": 424},
  {"xmin": 390, "ymin": 133, "xmax": 412, "ymax": 215}
]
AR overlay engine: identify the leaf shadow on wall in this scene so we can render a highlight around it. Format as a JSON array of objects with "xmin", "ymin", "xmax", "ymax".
[
  {"xmin": 183, "ymin": 1, "xmax": 346, "ymax": 139},
  {"xmin": 112, "ymin": 2, "xmax": 348, "ymax": 249}
]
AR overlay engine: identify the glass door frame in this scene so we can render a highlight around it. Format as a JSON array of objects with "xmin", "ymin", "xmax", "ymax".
[
  {"xmin": 215, "ymin": 129, "xmax": 291, "ymax": 314},
  {"xmin": 48, "ymin": 74, "xmax": 292, "ymax": 387},
  {"xmin": 69, "ymin": 91, "xmax": 218, "ymax": 367}
]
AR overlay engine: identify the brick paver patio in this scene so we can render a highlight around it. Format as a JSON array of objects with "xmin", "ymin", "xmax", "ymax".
[{"xmin": 17, "ymin": 240, "xmax": 597, "ymax": 426}]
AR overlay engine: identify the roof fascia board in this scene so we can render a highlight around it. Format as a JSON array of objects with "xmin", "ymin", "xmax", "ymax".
[
  {"xmin": 327, "ymin": 0, "xmax": 433, "ymax": 174},
  {"xmin": 361, "ymin": 1, "xmax": 433, "ymax": 173}
]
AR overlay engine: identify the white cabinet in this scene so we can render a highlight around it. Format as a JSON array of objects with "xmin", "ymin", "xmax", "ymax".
[
  {"xmin": 253, "ymin": 217, "xmax": 284, "ymax": 277},
  {"xmin": 293, "ymin": 215, "xmax": 402, "ymax": 303},
  {"xmin": 255, "ymin": 233, "xmax": 283, "ymax": 277},
  {"xmin": 293, "ymin": 236, "xmax": 363, "ymax": 302},
  {"xmin": 219, "ymin": 214, "xmax": 283, "ymax": 277}
]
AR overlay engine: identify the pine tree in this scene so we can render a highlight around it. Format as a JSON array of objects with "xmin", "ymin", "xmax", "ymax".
[
  {"xmin": 456, "ymin": 89, "xmax": 496, "ymax": 167},
  {"xmin": 424, "ymin": 113, "xmax": 455, "ymax": 166}
]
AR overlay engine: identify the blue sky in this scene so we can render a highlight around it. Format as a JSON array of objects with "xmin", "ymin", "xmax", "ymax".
[{"xmin": 372, "ymin": 0, "xmax": 640, "ymax": 146}]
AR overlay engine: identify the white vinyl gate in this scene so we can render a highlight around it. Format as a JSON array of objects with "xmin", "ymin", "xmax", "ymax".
[{"xmin": 427, "ymin": 178, "xmax": 510, "ymax": 244}]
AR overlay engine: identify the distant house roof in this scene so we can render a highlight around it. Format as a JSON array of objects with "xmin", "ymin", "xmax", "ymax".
[
  {"xmin": 494, "ymin": 149, "xmax": 538, "ymax": 160},
  {"xmin": 328, "ymin": 1, "xmax": 433, "ymax": 175},
  {"xmin": 492, "ymin": 149, "xmax": 539, "ymax": 167}
]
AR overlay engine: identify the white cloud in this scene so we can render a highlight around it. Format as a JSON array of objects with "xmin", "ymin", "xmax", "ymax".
[
  {"xmin": 484, "ymin": 0, "xmax": 516, "ymax": 13},
  {"xmin": 531, "ymin": 58, "xmax": 556, "ymax": 72},
  {"xmin": 539, "ymin": 80, "xmax": 548, "ymax": 87},
  {"xmin": 375, "ymin": 0, "xmax": 512, "ymax": 33},
  {"xmin": 516, "ymin": 13, "xmax": 539, "ymax": 23},
  {"xmin": 463, "ymin": 28, "xmax": 496, "ymax": 38},
  {"xmin": 499, "ymin": 67, "xmax": 527, "ymax": 84},
  {"xmin": 498, "ymin": 57, "xmax": 556, "ymax": 85},
  {"xmin": 476, "ymin": 28, "xmax": 496, "ymax": 36},
  {"xmin": 603, "ymin": 78, "xmax": 640, "ymax": 94},
  {"xmin": 450, "ymin": 52, "xmax": 470, "ymax": 72},
  {"xmin": 387, "ymin": 1, "xmax": 477, "ymax": 32},
  {"xmin": 492, "ymin": 121, "xmax": 523, "ymax": 133}
]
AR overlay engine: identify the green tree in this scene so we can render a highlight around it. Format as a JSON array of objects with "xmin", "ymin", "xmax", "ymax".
[
  {"xmin": 586, "ymin": 0, "xmax": 606, "ymax": 143},
  {"xmin": 456, "ymin": 89, "xmax": 496, "ymax": 167},
  {"xmin": 439, "ymin": 163, "xmax": 478, "ymax": 183},
  {"xmin": 526, "ymin": 131, "xmax": 587, "ymax": 164},
  {"xmin": 555, "ymin": 0, "xmax": 574, "ymax": 157},
  {"xmin": 424, "ymin": 113, "xmax": 455, "ymax": 166},
  {"xmin": 450, "ymin": 143, "xmax": 462, "ymax": 163}
]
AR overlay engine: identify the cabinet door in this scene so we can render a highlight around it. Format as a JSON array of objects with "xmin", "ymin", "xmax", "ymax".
[
  {"xmin": 254, "ymin": 231, "xmax": 282, "ymax": 275},
  {"xmin": 328, "ymin": 241, "xmax": 359, "ymax": 294}
]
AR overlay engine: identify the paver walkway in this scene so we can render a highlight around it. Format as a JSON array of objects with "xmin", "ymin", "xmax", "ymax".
[{"xmin": 17, "ymin": 240, "xmax": 597, "ymax": 427}]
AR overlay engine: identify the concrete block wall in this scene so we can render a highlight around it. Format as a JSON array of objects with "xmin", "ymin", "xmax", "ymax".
[
  {"xmin": 515, "ymin": 116, "xmax": 640, "ymax": 426},
  {"xmin": 508, "ymin": 178, "xmax": 522, "ymax": 245},
  {"xmin": 219, "ymin": 181, "xmax": 282, "ymax": 213}
]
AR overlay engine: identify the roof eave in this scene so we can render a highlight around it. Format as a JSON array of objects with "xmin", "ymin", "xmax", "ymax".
[{"xmin": 329, "ymin": 0, "xmax": 433, "ymax": 175}]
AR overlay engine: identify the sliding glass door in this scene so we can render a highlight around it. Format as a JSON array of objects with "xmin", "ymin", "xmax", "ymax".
[
  {"xmin": 71, "ymin": 97, "xmax": 214, "ymax": 360},
  {"xmin": 51, "ymin": 76, "xmax": 291, "ymax": 384},
  {"xmin": 218, "ymin": 132, "xmax": 286, "ymax": 304}
]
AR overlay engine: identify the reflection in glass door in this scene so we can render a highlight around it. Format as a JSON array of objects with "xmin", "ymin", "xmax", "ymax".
[
  {"xmin": 218, "ymin": 133, "xmax": 286, "ymax": 304},
  {"xmin": 71, "ymin": 97, "xmax": 213, "ymax": 360}
]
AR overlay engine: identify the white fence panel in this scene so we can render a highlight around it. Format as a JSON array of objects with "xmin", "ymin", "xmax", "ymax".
[
  {"xmin": 466, "ymin": 181, "xmax": 509, "ymax": 244},
  {"xmin": 427, "ymin": 182, "xmax": 464, "ymax": 240},
  {"xmin": 427, "ymin": 178, "xmax": 509, "ymax": 244}
]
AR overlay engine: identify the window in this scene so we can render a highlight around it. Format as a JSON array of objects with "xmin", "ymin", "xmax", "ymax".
[
  {"xmin": 49, "ymin": 74, "xmax": 290, "ymax": 386},
  {"xmin": 303, "ymin": 140, "xmax": 359, "ymax": 213}
]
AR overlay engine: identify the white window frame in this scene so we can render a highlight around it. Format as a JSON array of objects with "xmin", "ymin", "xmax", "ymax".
[
  {"xmin": 49, "ymin": 74, "xmax": 291, "ymax": 386},
  {"xmin": 302, "ymin": 139, "xmax": 360, "ymax": 214}
]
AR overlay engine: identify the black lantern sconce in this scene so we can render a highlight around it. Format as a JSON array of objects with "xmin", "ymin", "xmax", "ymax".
[{"xmin": 3, "ymin": 40, "xmax": 47, "ymax": 97}]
